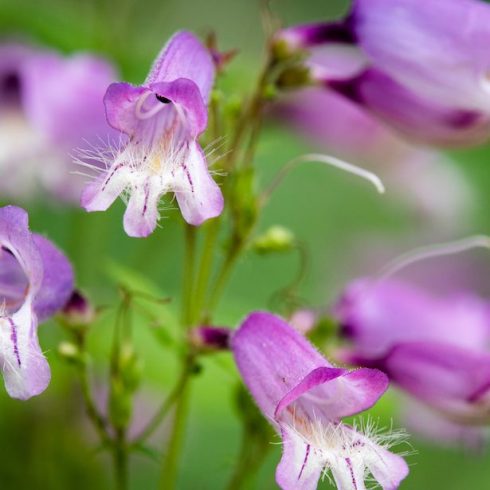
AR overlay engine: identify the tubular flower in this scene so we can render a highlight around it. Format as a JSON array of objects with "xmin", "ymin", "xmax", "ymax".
[
  {"xmin": 81, "ymin": 31, "xmax": 224, "ymax": 237},
  {"xmin": 231, "ymin": 312, "xmax": 408, "ymax": 490},
  {"xmin": 334, "ymin": 278, "xmax": 490, "ymax": 431},
  {"xmin": 276, "ymin": 0, "xmax": 490, "ymax": 146},
  {"xmin": 0, "ymin": 42, "xmax": 117, "ymax": 201},
  {"xmin": 0, "ymin": 205, "xmax": 74, "ymax": 399}
]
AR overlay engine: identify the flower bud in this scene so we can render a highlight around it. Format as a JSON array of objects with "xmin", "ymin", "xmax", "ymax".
[
  {"xmin": 60, "ymin": 290, "xmax": 96, "ymax": 328},
  {"xmin": 275, "ymin": 65, "xmax": 312, "ymax": 90},
  {"xmin": 252, "ymin": 226, "xmax": 295, "ymax": 254},
  {"xmin": 189, "ymin": 326, "xmax": 231, "ymax": 352},
  {"xmin": 57, "ymin": 341, "xmax": 86, "ymax": 366}
]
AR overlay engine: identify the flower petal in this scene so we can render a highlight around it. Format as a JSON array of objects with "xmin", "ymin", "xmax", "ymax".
[
  {"xmin": 0, "ymin": 42, "xmax": 35, "ymax": 106},
  {"xmin": 1, "ymin": 301, "xmax": 50, "ymax": 400},
  {"xmin": 275, "ymin": 366, "xmax": 388, "ymax": 423},
  {"xmin": 21, "ymin": 52, "xmax": 117, "ymax": 148},
  {"xmin": 0, "ymin": 206, "xmax": 42, "ymax": 293},
  {"xmin": 379, "ymin": 341, "xmax": 490, "ymax": 424},
  {"xmin": 104, "ymin": 82, "xmax": 147, "ymax": 134},
  {"xmin": 0, "ymin": 246, "xmax": 28, "ymax": 313},
  {"xmin": 329, "ymin": 68, "xmax": 490, "ymax": 146},
  {"xmin": 80, "ymin": 162, "xmax": 132, "ymax": 212},
  {"xmin": 174, "ymin": 142, "xmax": 223, "ymax": 226},
  {"xmin": 350, "ymin": 0, "xmax": 490, "ymax": 111},
  {"xmin": 32, "ymin": 234, "xmax": 74, "ymax": 320},
  {"xmin": 145, "ymin": 31, "xmax": 215, "ymax": 103},
  {"xmin": 335, "ymin": 278, "xmax": 490, "ymax": 358},
  {"xmin": 123, "ymin": 179, "xmax": 161, "ymax": 237},
  {"xmin": 231, "ymin": 311, "xmax": 330, "ymax": 420},
  {"xmin": 150, "ymin": 79, "xmax": 208, "ymax": 137},
  {"xmin": 276, "ymin": 424, "xmax": 324, "ymax": 490},
  {"xmin": 363, "ymin": 435, "xmax": 409, "ymax": 490}
]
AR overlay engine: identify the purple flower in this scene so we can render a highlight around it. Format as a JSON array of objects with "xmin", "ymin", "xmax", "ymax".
[
  {"xmin": 334, "ymin": 278, "xmax": 490, "ymax": 427},
  {"xmin": 231, "ymin": 311, "xmax": 408, "ymax": 490},
  {"xmin": 277, "ymin": 0, "xmax": 490, "ymax": 145},
  {"xmin": 0, "ymin": 43, "xmax": 117, "ymax": 201},
  {"xmin": 81, "ymin": 31, "xmax": 224, "ymax": 237},
  {"xmin": 0, "ymin": 205, "xmax": 74, "ymax": 399}
]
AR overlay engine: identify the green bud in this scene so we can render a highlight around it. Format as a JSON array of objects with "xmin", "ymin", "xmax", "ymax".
[
  {"xmin": 271, "ymin": 38, "xmax": 295, "ymax": 62},
  {"xmin": 262, "ymin": 83, "xmax": 278, "ymax": 101},
  {"xmin": 119, "ymin": 344, "xmax": 142, "ymax": 393},
  {"xmin": 253, "ymin": 226, "xmax": 295, "ymax": 254},
  {"xmin": 276, "ymin": 64, "xmax": 313, "ymax": 90},
  {"xmin": 59, "ymin": 290, "xmax": 96, "ymax": 330},
  {"xmin": 57, "ymin": 341, "xmax": 85, "ymax": 365}
]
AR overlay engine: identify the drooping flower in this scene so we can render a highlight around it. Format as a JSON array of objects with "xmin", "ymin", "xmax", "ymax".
[
  {"xmin": 0, "ymin": 42, "xmax": 117, "ymax": 201},
  {"xmin": 275, "ymin": 0, "xmax": 490, "ymax": 146},
  {"xmin": 334, "ymin": 276, "xmax": 490, "ymax": 440},
  {"xmin": 0, "ymin": 205, "xmax": 74, "ymax": 399},
  {"xmin": 231, "ymin": 311, "xmax": 409, "ymax": 490},
  {"xmin": 81, "ymin": 31, "xmax": 224, "ymax": 237}
]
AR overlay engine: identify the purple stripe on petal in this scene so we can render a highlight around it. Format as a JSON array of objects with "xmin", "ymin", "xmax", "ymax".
[
  {"xmin": 297, "ymin": 444, "xmax": 311, "ymax": 481},
  {"xmin": 7, "ymin": 318, "xmax": 21, "ymax": 367}
]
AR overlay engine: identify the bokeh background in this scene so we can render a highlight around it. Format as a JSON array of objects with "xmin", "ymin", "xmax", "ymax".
[{"xmin": 1, "ymin": 0, "xmax": 490, "ymax": 488}]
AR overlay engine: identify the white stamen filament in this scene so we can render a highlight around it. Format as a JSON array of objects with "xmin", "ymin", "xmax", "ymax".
[
  {"xmin": 261, "ymin": 153, "xmax": 385, "ymax": 206},
  {"xmin": 285, "ymin": 415, "xmax": 409, "ymax": 489},
  {"xmin": 377, "ymin": 234, "xmax": 490, "ymax": 281}
]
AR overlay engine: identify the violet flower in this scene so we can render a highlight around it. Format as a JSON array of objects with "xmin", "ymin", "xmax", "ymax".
[
  {"xmin": 81, "ymin": 31, "xmax": 224, "ymax": 237},
  {"xmin": 231, "ymin": 311, "xmax": 408, "ymax": 490},
  {"xmin": 334, "ymin": 278, "xmax": 490, "ymax": 429},
  {"xmin": 0, "ymin": 43, "xmax": 117, "ymax": 201},
  {"xmin": 0, "ymin": 205, "xmax": 74, "ymax": 399},
  {"xmin": 276, "ymin": 0, "xmax": 490, "ymax": 146}
]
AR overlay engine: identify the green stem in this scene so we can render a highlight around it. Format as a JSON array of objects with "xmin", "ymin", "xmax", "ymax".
[
  {"xmin": 113, "ymin": 428, "xmax": 129, "ymax": 490},
  {"xmin": 181, "ymin": 224, "xmax": 197, "ymax": 327},
  {"xmin": 207, "ymin": 240, "xmax": 243, "ymax": 318},
  {"xmin": 158, "ymin": 357, "xmax": 194, "ymax": 490},
  {"xmin": 158, "ymin": 222, "xmax": 199, "ymax": 489},
  {"xmin": 190, "ymin": 218, "xmax": 221, "ymax": 324},
  {"xmin": 132, "ymin": 366, "xmax": 189, "ymax": 445},
  {"xmin": 77, "ymin": 360, "xmax": 111, "ymax": 446}
]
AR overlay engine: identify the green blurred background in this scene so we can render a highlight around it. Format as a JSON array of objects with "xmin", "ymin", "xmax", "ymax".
[{"xmin": 1, "ymin": 0, "xmax": 490, "ymax": 488}]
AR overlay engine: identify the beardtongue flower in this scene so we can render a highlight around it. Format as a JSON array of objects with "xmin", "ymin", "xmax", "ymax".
[
  {"xmin": 334, "ymin": 277, "xmax": 490, "ymax": 427},
  {"xmin": 0, "ymin": 205, "xmax": 74, "ymax": 399},
  {"xmin": 231, "ymin": 311, "xmax": 408, "ymax": 490},
  {"xmin": 0, "ymin": 43, "xmax": 117, "ymax": 201},
  {"xmin": 275, "ymin": 0, "xmax": 490, "ymax": 146},
  {"xmin": 80, "ymin": 31, "xmax": 224, "ymax": 238}
]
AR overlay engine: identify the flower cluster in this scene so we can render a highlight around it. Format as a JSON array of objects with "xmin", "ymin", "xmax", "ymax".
[{"xmin": 2, "ymin": 0, "xmax": 490, "ymax": 488}]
